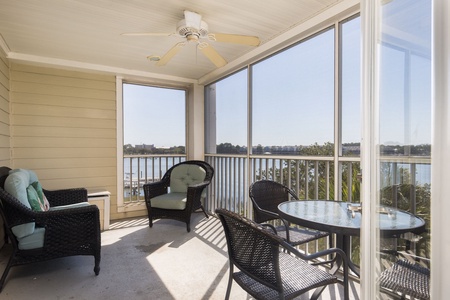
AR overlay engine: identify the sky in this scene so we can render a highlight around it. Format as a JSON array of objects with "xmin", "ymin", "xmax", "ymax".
[
  {"xmin": 123, "ymin": 0, "xmax": 431, "ymax": 149},
  {"xmin": 123, "ymin": 84, "xmax": 185, "ymax": 147}
]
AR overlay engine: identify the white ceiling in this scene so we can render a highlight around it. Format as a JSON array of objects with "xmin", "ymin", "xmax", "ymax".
[{"xmin": 0, "ymin": 0, "xmax": 351, "ymax": 82}]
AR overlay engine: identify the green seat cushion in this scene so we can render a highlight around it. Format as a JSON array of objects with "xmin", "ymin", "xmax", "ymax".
[
  {"xmin": 4, "ymin": 169, "xmax": 36, "ymax": 238},
  {"xmin": 170, "ymin": 164, "xmax": 206, "ymax": 193},
  {"xmin": 151, "ymin": 193, "xmax": 187, "ymax": 210},
  {"xmin": 17, "ymin": 227, "xmax": 45, "ymax": 250}
]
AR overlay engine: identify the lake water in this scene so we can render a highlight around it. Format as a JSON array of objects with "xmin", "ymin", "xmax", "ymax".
[{"xmin": 123, "ymin": 156, "xmax": 431, "ymax": 198}]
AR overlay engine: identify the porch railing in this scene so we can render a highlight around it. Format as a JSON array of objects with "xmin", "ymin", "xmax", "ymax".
[
  {"xmin": 122, "ymin": 154, "xmax": 430, "ymax": 262},
  {"xmin": 123, "ymin": 155, "xmax": 186, "ymax": 202},
  {"xmin": 205, "ymin": 154, "xmax": 431, "ymax": 262},
  {"xmin": 205, "ymin": 154, "xmax": 362, "ymax": 255},
  {"xmin": 204, "ymin": 154, "xmax": 363, "ymax": 218}
]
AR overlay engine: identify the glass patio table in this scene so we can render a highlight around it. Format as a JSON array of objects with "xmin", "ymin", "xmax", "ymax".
[{"xmin": 277, "ymin": 200, "xmax": 426, "ymax": 276}]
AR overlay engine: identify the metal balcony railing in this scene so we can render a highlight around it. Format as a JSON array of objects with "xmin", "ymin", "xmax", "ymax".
[
  {"xmin": 204, "ymin": 154, "xmax": 363, "ymax": 217},
  {"xmin": 122, "ymin": 153, "xmax": 431, "ymax": 262},
  {"xmin": 205, "ymin": 154, "xmax": 431, "ymax": 262},
  {"xmin": 123, "ymin": 155, "xmax": 186, "ymax": 202}
]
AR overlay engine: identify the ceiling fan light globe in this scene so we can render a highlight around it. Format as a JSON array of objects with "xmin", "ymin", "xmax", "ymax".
[{"xmin": 186, "ymin": 34, "xmax": 199, "ymax": 42}]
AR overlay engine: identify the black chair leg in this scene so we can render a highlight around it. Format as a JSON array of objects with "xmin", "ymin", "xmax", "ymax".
[
  {"xmin": 94, "ymin": 255, "xmax": 101, "ymax": 275},
  {"xmin": 200, "ymin": 206, "xmax": 209, "ymax": 218},
  {"xmin": 225, "ymin": 265, "xmax": 234, "ymax": 300},
  {"xmin": 0, "ymin": 256, "xmax": 13, "ymax": 292}
]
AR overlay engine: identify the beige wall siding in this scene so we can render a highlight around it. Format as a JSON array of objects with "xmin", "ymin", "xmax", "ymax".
[
  {"xmin": 0, "ymin": 47, "xmax": 10, "ymax": 248},
  {"xmin": 9, "ymin": 64, "xmax": 145, "ymax": 220},
  {"xmin": 0, "ymin": 48, "xmax": 10, "ymax": 167}
]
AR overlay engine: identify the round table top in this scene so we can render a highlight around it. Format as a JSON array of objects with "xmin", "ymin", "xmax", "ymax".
[{"xmin": 278, "ymin": 200, "xmax": 426, "ymax": 237}]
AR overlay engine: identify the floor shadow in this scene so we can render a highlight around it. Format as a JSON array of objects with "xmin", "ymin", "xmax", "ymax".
[
  {"xmin": 0, "ymin": 212, "xmax": 359, "ymax": 299},
  {"xmin": 0, "ymin": 212, "xmax": 236, "ymax": 300}
]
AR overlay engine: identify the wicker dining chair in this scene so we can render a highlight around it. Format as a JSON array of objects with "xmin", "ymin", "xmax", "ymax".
[
  {"xmin": 216, "ymin": 208, "xmax": 349, "ymax": 300},
  {"xmin": 143, "ymin": 160, "xmax": 214, "ymax": 232},
  {"xmin": 379, "ymin": 259, "xmax": 430, "ymax": 300},
  {"xmin": 249, "ymin": 180, "xmax": 330, "ymax": 246},
  {"xmin": 0, "ymin": 167, "xmax": 101, "ymax": 292}
]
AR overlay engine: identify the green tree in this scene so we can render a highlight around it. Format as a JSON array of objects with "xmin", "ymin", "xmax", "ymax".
[
  {"xmin": 255, "ymin": 144, "xmax": 263, "ymax": 154},
  {"xmin": 298, "ymin": 142, "xmax": 334, "ymax": 156},
  {"xmin": 217, "ymin": 143, "xmax": 241, "ymax": 154},
  {"xmin": 124, "ymin": 144, "xmax": 135, "ymax": 154}
]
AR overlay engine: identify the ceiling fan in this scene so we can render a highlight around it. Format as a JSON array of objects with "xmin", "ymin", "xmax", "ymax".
[{"xmin": 122, "ymin": 10, "xmax": 260, "ymax": 68}]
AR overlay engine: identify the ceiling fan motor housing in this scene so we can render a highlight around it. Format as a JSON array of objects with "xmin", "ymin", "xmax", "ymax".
[{"xmin": 177, "ymin": 19, "xmax": 209, "ymax": 41}]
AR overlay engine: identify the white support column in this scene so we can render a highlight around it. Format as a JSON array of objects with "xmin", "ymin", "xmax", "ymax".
[
  {"xmin": 360, "ymin": 0, "xmax": 380, "ymax": 299},
  {"xmin": 431, "ymin": 0, "xmax": 450, "ymax": 298},
  {"xmin": 116, "ymin": 76, "xmax": 125, "ymax": 212},
  {"xmin": 204, "ymin": 84, "xmax": 217, "ymax": 154},
  {"xmin": 187, "ymin": 83, "xmax": 205, "ymax": 160}
]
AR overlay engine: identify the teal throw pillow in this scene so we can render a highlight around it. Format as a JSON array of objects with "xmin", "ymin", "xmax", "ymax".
[
  {"xmin": 26, "ymin": 185, "xmax": 44, "ymax": 211},
  {"xmin": 31, "ymin": 181, "xmax": 50, "ymax": 211}
]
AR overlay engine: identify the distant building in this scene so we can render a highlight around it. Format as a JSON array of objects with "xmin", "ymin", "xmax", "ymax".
[{"xmin": 135, "ymin": 144, "xmax": 155, "ymax": 150}]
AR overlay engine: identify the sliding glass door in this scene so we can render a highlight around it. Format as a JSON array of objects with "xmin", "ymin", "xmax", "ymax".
[{"xmin": 361, "ymin": 0, "xmax": 431, "ymax": 298}]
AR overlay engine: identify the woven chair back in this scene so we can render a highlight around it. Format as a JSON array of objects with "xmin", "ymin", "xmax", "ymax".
[
  {"xmin": 216, "ymin": 208, "xmax": 284, "ymax": 292},
  {"xmin": 249, "ymin": 180, "xmax": 297, "ymax": 223}
]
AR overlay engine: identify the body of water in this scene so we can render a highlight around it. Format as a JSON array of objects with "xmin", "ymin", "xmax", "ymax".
[{"xmin": 123, "ymin": 156, "xmax": 431, "ymax": 199}]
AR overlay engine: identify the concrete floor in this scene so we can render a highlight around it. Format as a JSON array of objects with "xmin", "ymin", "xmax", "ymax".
[{"xmin": 0, "ymin": 213, "xmax": 360, "ymax": 300}]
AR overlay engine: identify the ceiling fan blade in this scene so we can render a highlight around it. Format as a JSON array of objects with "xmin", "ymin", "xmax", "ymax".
[
  {"xmin": 121, "ymin": 32, "xmax": 174, "ymax": 37},
  {"xmin": 156, "ymin": 42, "xmax": 185, "ymax": 66},
  {"xmin": 198, "ymin": 42, "xmax": 227, "ymax": 68},
  {"xmin": 209, "ymin": 33, "xmax": 260, "ymax": 46}
]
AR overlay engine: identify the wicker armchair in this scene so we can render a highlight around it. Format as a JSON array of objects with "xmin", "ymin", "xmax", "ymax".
[
  {"xmin": 249, "ymin": 180, "xmax": 330, "ymax": 246},
  {"xmin": 379, "ymin": 259, "xmax": 430, "ymax": 300},
  {"xmin": 143, "ymin": 160, "xmax": 214, "ymax": 232},
  {"xmin": 216, "ymin": 208, "xmax": 349, "ymax": 300},
  {"xmin": 0, "ymin": 167, "xmax": 101, "ymax": 292}
]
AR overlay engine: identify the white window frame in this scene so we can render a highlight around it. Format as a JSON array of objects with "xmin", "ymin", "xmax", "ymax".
[
  {"xmin": 116, "ymin": 76, "xmax": 144, "ymax": 212},
  {"xmin": 431, "ymin": 0, "xmax": 450, "ymax": 297},
  {"xmin": 116, "ymin": 76, "xmax": 189, "ymax": 213}
]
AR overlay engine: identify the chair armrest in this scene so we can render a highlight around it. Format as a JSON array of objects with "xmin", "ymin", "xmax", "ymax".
[
  {"xmin": 44, "ymin": 188, "xmax": 88, "ymax": 207},
  {"xmin": 299, "ymin": 246, "xmax": 349, "ymax": 266},
  {"xmin": 284, "ymin": 243, "xmax": 350, "ymax": 299},
  {"xmin": 187, "ymin": 181, "xmax": 210, "ymax": 191},
  {"xmin": 35, "ymin": 205, "xmax": 100, "ymax": 244},
  {"xmin": 1, "ymin": 204, "xmax": 36, "ymax": 229},
  {"xmin": 255, "ymin": 206, "xmax": 293, "ymax": 236},
  {"xmin": 143, "ymin": 181, "xmax": 168, "ymax": 199},
  {"xmin": 255, "ymin": 206, "xmax": 282, "ymax": 220},
  {"xmin": 185, "ymin": 181, "xmax": 211, "ymax": 211},
  {"xmin": 260, "ymin": 223, "xmax": 278, "ymax": 234},
  {"xmin": 35, "ymin": 203, "xmax": 99, "ymax": 224},
  {"xmin": 0, "ymin": 188, "xmax": 37, "ymax": 227},
  {"xmin": 284, "ymin": 241, "xmax": 350, "ymax": 276}
]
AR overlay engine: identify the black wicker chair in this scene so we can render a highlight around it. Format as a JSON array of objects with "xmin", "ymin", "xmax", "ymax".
[
  {"xmin": 379, "ymin": 259, "xmax": 430, "ymax": 300},
  {"xmin": 143, "ymin": 160, "xmax": 214, "ymax": 232},
  {"xmin": 0, "ymin": 167, "xmax": 101, "ymax": 292},
  {"xmin": 216, "ymin": 208, "xmax": 349, "ymax": 300},
  {"xmin": 249, "ymin": 180, "xmax": 330, "ymax": 246}
]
